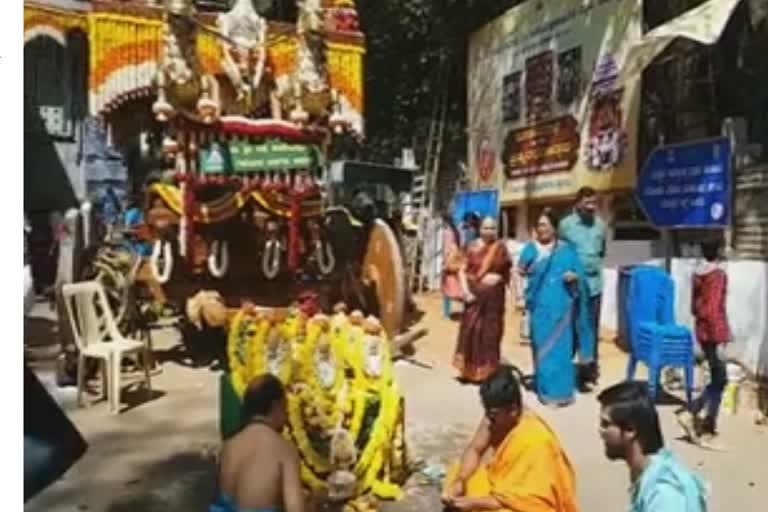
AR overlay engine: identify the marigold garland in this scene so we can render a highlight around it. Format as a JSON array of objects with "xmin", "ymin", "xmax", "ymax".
[
  {"xmin": 227, "ymin": 310, "xmax": 251, "ymax": 397},
  {"xmin": 353, "ymin": 382, "xmax": 400, "ymax": 476},
  {"xmin": 292, "ymin": 317, "xmax": 347, "ymax": 432},
  {"xmin": 225, "ymin": 307, "xmax": 407, "ymax": 502},
  {"xmin": 287, "ymin": 391, "xmax": 332, "ymax": 474},
  {"xmin": 300, "ymin": 461, "xmax": 327, "ymax": 491},
  {"xmin": 339, "ymin": 322, "xmax": 403, "ymax": 499},
  {"xmin": 347, "ymin": 387, "xmax": 368, "ymax": 440},
  {"xmin": 349, "ymin": 332, "xmax": 394, "ymax": 392},
  {"xmin": 251, "ymin": 321, "xmax": 295, "ymax": 384},
  {"xmin": 280, "ymin": 309, "xmax": 308, "ymax": 345},
  {"xmin": 299, "ymin": 320, "xmax": 345, "ymax": 399}
]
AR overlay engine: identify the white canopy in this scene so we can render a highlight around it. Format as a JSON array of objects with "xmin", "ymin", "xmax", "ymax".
[{"xmin": 622, "ymin": 0, "xmax": 743, "ymax": 81}]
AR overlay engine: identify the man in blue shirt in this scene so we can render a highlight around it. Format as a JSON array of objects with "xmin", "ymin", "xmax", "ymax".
[
  {"xmin": 558, "ymin": 186, "xmax": 606, "ymax": 388},
  {"xmin": 598, "ymin": 381, "xmax": 707, "ymax": 512}
]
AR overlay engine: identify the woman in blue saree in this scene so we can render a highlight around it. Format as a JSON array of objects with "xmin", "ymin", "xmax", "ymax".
[{"xmin": 519, "ymin": 209, "xmax": 595, "ymax": 407}]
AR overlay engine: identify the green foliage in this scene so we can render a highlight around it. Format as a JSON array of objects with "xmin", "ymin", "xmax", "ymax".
[{"xmin": 357, "ymin": 0, "xmax": 526, "ymax": 163}]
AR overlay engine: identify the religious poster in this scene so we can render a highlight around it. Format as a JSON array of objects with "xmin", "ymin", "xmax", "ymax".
[
  {"xmin": 475, "ymin": 136, "xmax": 497, "ymax": 185},
  {"xmin": 467, "ymin": 0, "xmax": 642, "ymax": 201}
]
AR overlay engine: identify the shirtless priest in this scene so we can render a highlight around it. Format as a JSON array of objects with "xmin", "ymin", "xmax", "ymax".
[
  {"xmin": 211, "ymin": 375, "xmax": 307, "ymax": 512},
  {"xmin": 442, "ymin": 366, "xmax": 579, "ymax": 512}
]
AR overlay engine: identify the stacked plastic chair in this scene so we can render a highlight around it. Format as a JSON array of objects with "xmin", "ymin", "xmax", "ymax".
[{"xmin": 625, "ymin": 265, "xmax": 695, "ymax": 404}]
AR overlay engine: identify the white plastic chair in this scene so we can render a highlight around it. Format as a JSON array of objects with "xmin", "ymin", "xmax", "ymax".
[{"xmin": 61, "ymin": 281, "xmax": 152, "ymax": 414}]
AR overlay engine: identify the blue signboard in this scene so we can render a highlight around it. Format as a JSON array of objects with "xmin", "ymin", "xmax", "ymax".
[
  {"xmin": 636, "ymin": 137, "xmax": 731, "ymax": 228},
  {"xmin": 452, "ymin": 189, "xmax": 499, "ymax": 227}
]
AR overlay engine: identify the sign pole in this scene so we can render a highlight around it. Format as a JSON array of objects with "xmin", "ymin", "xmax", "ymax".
[
  {"xmin": 725, "ymin": 139, "xmax": 736, "ymax": 257},
  {"xmin": 662, "ymin": 229, "xmax": 673, "ymax": 272}
]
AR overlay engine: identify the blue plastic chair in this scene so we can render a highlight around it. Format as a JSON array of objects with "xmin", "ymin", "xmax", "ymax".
[{"xmin": 625, "ymin": 266, "xmax": 695, "ymax": 404}]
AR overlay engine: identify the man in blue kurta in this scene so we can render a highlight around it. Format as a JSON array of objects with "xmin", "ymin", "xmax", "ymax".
[
  {"xmin": 558, "ymin": 186, "xmax": 606, "ymax": 388},
  {"xmin": 598, "ymin": 381, "xmax": 707, "ymax": 512}
]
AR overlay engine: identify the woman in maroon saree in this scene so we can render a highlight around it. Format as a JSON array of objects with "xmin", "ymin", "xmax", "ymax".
[{"xmin": 453, "ymin": 217, "xmax": 512, "ymax": 383}]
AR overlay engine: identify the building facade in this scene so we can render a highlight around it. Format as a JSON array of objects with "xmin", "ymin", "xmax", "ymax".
[
  {"xmin": 468, "ymin": 0, "xmax": 768, "ymax": 259},
  {"xmin": 466, "ymin": 0, "xmax": 768, "ymax": 378},
  {"xmin": 467, "ymin": 0, "xmax": 643, "ymax": 243}
]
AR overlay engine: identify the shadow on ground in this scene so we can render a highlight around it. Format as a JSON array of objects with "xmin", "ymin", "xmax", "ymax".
[
  {"xmin": 25, "ymin": 382, "xmax": 220, "ymax": 512},
  {"xmin": 24, "ymin": 316, "xmax": 59, "ymax": 347},
  {"xmin": 104, "ymin": 451, "xmax": 216, "ymax": 512},
  {"xmin": 379, "ymin": 421, "xmax": 471, "ymax": 512},
  {"xmin": 27, "ymin": 416, "xmax": 473, "ymax": 512},
  {"xmin": 120, "ymin": 385, "xmax": 167, "ymax": 414}
]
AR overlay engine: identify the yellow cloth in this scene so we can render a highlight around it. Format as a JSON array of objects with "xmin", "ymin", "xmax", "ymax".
[{"xmin": 445, "ymin": 411, "xmax": 579, "ymax": 512}]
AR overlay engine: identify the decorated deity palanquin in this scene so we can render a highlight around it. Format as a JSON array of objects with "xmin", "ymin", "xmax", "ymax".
[
  {"xmin": 23, "ymin": 0, "xmax": 365, "ymax": 136},
  {"xmin": 224, "ymin": 305, "xmax": 408, "ymax": 505},
  {"xmin": 24, "ymin": 1, "xmax": 370, "ymax": 289}
]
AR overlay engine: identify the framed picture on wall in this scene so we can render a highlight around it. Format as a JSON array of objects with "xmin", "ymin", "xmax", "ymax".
[{"xmin": 502, "ymin": 71, "xmax": 522, "ymax": 123}]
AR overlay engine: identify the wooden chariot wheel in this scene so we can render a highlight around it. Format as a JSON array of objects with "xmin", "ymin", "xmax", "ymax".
[
  {"xmin": 361, "ymin": 219, "xmax": 406, "ymax": 339},
  {"xmin": 83, "ymin": 246, "xmax": 141, "ymax": 327}
]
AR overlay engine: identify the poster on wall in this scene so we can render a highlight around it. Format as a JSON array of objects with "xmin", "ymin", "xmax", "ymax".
[
  {"xmin": 467, "ymin": 0, "xmax": 642, "ymax": 201},
  {"xmin": 475, "ymin": 136, "xmax": 497, "ymax": 185},
  {"xmin": 452, "ymin": 189, "xmax": 499, "ymax": 229}
]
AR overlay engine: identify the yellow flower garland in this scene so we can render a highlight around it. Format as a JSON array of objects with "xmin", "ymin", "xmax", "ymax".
[
  {"xmin": 337, "ymin": 326, "xmax": 403, "ymax": 499},
  {"xmin": 250, "ymin": 321, "xmax": 295, "ymax": 385},
  {"xmin": 285, "ymin": 317, "xmax": 353, "ymax": 477},
  {"xmin": 349, "ymin": 332, "xmax": 394, "ymax": 393},
  {"xmin": 287, "ymin": 391, "xmax": 332, "ymax": 474},
  {"xmin": 225, "ymin": 308, "xmax": 406, "ymax": 502},
  {"xmin": 300, "ymin": 461, "xmax": 327, "ymax": 491},
  {"xmin": 354, "ymin": 383, "xmax": 400, "ymax": 475},
  {"xmin": 348, "ymin": 387, "xmax": 368, "ymax": 440},
  {"xmin": 227, "ymin": 310, "xmax": 252, "ymax": 397},
  {"xmin": 297, "ymin": 321, "xmax": 346, "ymax": 427},
  {"xmin": 280, "ymin": 309, "xmax": 306, "ymax": 342}
]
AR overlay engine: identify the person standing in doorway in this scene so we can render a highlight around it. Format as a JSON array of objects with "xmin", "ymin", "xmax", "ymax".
[
  {"xmin": 598, "ymin": 381, "xmax": 707, "ymax": 512},
  {"xmin": 558, "ymin": 187, "xmax": 606, "ymax": 389},
  {"xmin": 677, "ymin": 238, "xmax": 731, "ymax": 448}
]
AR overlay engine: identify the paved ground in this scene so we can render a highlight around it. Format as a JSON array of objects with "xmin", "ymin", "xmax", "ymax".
[{"xmin": 25, "ymin": 295, "xmax": 766, "ymax": 511}]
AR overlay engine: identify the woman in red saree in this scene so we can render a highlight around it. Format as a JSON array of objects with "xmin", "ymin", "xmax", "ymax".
[
  {"xmin": 442, "ymin": 214, "xmax": 465, "ymax": 319},
  {"xmin": 453, "ymin": 217, "xmax": 512, "ymax": 383}
]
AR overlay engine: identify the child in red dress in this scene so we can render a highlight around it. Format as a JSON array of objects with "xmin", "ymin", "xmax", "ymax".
[{"xmin": 677, "ymin": 239, "xmax": 731, "ymax": 445}]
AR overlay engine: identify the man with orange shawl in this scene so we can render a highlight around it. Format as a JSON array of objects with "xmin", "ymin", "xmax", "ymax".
[{"xmin": 443, "ymin": 366, "xmax": 579, "ymax": 512}]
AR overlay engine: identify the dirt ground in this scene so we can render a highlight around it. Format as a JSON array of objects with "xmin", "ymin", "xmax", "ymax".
[{"xmin": 24, "ymin": 294, "xmax": 766, "ymax": 511}]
